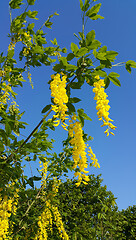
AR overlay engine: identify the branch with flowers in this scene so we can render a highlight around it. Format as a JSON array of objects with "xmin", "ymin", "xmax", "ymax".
[{"xmin": 0, "ymin": 0, "xmax": 136, "ymax": 239}]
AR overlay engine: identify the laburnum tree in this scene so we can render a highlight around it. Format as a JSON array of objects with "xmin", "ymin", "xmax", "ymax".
[{"xmin": 0, "ymin": 0, "xmax": 136, "ymax": 239}]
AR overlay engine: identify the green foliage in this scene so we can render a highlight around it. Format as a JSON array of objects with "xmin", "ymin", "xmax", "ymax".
[
  {"xmin": 27, "ymin": 0, "xmax": 36, "ymax": 5},
  {"xmin": 126, "ymin": 60, "xmax": 136, "ymax": 73},
  {"xmin": 41, "ymin": 104, "xmax": 52, "ymax": 114},
  {"xmin": 45, "ymin": 12, "xmax": 59, "ymax": 29},
  {"xmin": 9, "ymin": 0, "xmax": 24, "ymax": 9},
  {"xmin": 0, "ymin": 0, "xmax": 136, "ymax": 239},
  {"xmin": 48, "ymin": 175, "xmax": 119, "ymax": 239},
  {"xmin": 108, "ymin": 72, "xmax": 121, "ymax": 86},
  {"xmin": 86, "ymin": 3, "xmax": 104, "ymax": 20}
]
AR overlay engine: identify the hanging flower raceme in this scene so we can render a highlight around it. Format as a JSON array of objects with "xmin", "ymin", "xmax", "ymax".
[
  {"xmin": 69, "ymin": 114, "xmax": 100, "ymax": 186},
  {"xmin": 93, "ymin": 76, "xmax": 116, "ymax": 136},
  {"xmin": 0, "ymin": 82, "xmax": 12, "ymax": 111},
  {"xmin": 50, "ymin": 73, "xmax": 68, "ymax": 130},
  {"xmin": 36, "ymin": 161, "xmax": 69, "ymax": 240},
  {"xmin": 0, "ymin": 184, "xmax": 19, "ymax": 240},
  {"xmin": 0, "ymin": 195, "xmax": 12, "ymax": 239},
  {"xmin": 69, "ymin": 115, "xmax": 90, "ymax": 186},
  {"xmin": 88, "ymin": 147, "xmax": 100, "ymax": 168}
]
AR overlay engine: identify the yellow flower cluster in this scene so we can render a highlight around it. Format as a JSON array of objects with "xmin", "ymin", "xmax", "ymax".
[
  {"xmin": 93, "ymin": 76, "xmax": 116, "ymax": 136},
  {"xmin": 36, "ymin": 165, "xmax": 69, "ymax": 240},
  {"xmin": 9, "ymin": 182, "xmax": 20, "ymax": 216},
  {"xmin": 0, "ymin": 82, "xmax": 12, "ymax": 111},
  {"xmin": 52, "ymin": 204, "xmax": 69, "ymax": 240},
  {"xmin": 15, "ymin": 32, "xmax": 32, "ymax": 45},
  {"xmin": 36, "ymin": 200, "xmax": 53, "ymax": 240},
  {"xmin": 23, "ymin": 47, "xmax": 30, "ymax": 56},
  {"xmin": 0, "ymin": 195, "xmax": 12, "ymax": 239},
  {"xmin": 36, "ymin": 199, "xmax": 69, "ymax": 240},
  {"xmin": 39, "ymin": 159, "xmax": 48, "ymax": 194},
  {"xmin": 8, "ymin": 42, "xmax": 16, "ymax": 51},
  {"xmin": 69, "ymin": 115, "xmax": 90, "ymax": 187},
  {"xmin": 88, "ymin": 147, "xmax": 100, "ymax": 168},
  {"xmin": 22, "ymin": 32, "xmax": 32, "ymax": 43},
  {"xmin": 52, "ymin": 51, "xmax": 61, "ymax": 59},
  {"xmin": 50, "ymin": 179, "xmax": 69, "ymax": 240},
  {"xmin": 50, "ymin": 73, "xmax": 68, "ymax": 130},
  {"xmin": 0, "ymin": 183, "xmax": 19, "ymax": 240},
  {"xmin": 34, "ymin": 160, "xmax": 51, "ymax": 239}
]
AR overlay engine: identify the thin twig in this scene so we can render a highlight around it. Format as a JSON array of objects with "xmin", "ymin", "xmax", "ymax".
[
  {"xmin": 6, "ymin": 68, "xmax": 84, "ymax": 166},
  {"xmin": 112, "ymin": 62, "xmax": 125, "ymax": 67},
  {"xmin": 6, "ymin": 108, "xmax": 52, "ymax": 164}
]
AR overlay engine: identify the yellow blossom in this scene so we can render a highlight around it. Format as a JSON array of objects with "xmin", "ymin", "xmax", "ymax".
[
  {"xmin": 69, "ymin": 115, "xmax": 89, "ymax": 186},
  {"xmin": 0, "ymin": 82, "xmax": 13, "ymax": 111},
  {"xmin": 35, "ymin": 176, "xmax": 69, "ymax": 240},
  {"xmin": 50, "ymin": 73, "xmax": 68, "ymax": 130},
  {"xmin": 0, "ymin": 185, "xmax": 19, "ymax": 240},
  {"xmin": 93, "ymin": 76, "xmax": 116, "ymax": 136},
  {"xmin": 88, "ymin": 147, "xmax": 100, "ymax": 168}
]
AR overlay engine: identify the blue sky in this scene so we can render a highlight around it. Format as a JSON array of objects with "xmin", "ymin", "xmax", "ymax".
[{"xmin": 0, "ymin": 0, "xmax": 136, "ymax": 211}]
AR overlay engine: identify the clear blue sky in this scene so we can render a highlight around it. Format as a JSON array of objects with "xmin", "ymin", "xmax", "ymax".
[{"xmin": 0, "ymin": 0, "xmax": 136, "ymax": 211}]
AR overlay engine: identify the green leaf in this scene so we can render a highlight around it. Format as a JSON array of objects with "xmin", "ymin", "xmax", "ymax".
[
  {"xmin": 27, "ymin": 10, "xmax": 38, "ymax": 19},
  {"xmin": 27, "ymin": 0, "xmax": 36, "ymax": 5},
  {"xmin": 99, "ymin": 46, "xmax": 107, "ymax": 53},
  {"xmin": 86, "ymin": 30, "xmax": 95, "ymax": 46},
  {"xmin": 126, "ymin": 60, "xmax": 136, "ymax": 73},
  {"xmin": 60, "ymin": 57, "xmax": 68, "ymax": 66},
  {"xmin": 108, "ymin": 72, "xmax": 120, "ymax": 78},
  {"xmin": 62, "ymin": 48, "xmax": 67, "ymax": 53},
  {"xmin": 32, "ymin": 45, "xmax": 44, "ymax": 54},
  {"xmin": 100, "ymin": 59, "xmax": 112, "ymax": 68},
  {"xmin": 67, "ymin": 53, "xmax": 75, "ymax": 61},
  {"xmin": 69, "ymin": 97, "xmax": 81, "ymax": 103},
  {"xmin": 7, "ymin": 49, "xmax": 14, "ymax": 59},
  {"xmin": 94, "ymin": 70, "xmax": 107, "ymax": 78},
  {"xmin": 50, "ymin": 38, "xmax": 58, "ymax": 45},
  {"xmin": 0, "ymin": 141, "xmax": 4, "ymax": 152},
  {"xmin": 45, "ymin": 20, "xmax": 53, "ymax": 29},
  {"xmin": 125, "ymin": 64, "xmax": 131, "ymax": 73},
  {"xmin": 106, "ymin": 51, "xmax": 118, "ymax": 61},
  {"xmin": 27, "ymin": 177, "xmax": 34, "ymax": 188},
  {"xmin": 32, "ymin": 176, "xmax": 41, "ymax": 181},
  {"xmin": 67, "ymin": 103, "xmax": 76, "ymax": 113},
  {"xmin": 9, "ymin": 0, "xmax": 23, "ymax": 9},
  {"xmin": 42, "ymin": 104, "xmax": 52, "ymax": 113},
  {"xmin": 44, "ymin": 12, "xmax": 58, "ymax": 29},
  {"xmin": 0, "ymin": 129, "xmax": 8, "ymax": 146},
  {"xmin": 104, "ymin": 77, "xmax": 110, "ymax": 89},
  {"xmin": 86, "ymin": 3, "xmax": 102, "ymax": 19},
  {"xmin": 76, "ymin": 47, "xmax": 88, "ymax": 57},
  {"xmin": 79, "ymin": 0, "xmax": 83, "ymax": 10},
  {"xmin": 65, "ymin": 64, "xmax": 77, "ymax": 71},
  {"xmin": 5, "ymin": 123, "xmax": 12, "ymax": 136},
  {"xmin": 77, "ymin": 108, "xmax": 92, "ymax": 121},
  {"xmin": 88, "ymin": 40, "xmax": 101, "ymax": 50},
  {"xmin": 96, "ymin": 52, "xmax": 107, "ymax": 60},
  {"xmin": 78, "ymin": 115, "xmax": 84, "ymax": 127},
  {"xmin": 53, "ymin": 62, "xmax": 63, "ymax": 72},
  {"xmin": 126, "ymin": 60, "xmax": 136, "ymax": 68},
  {"xmin": 108, "ymin": 72, "xmax": 121, "ymax": 86},
  {"xmin": 83, "ymin": 0, "xmax": 90, "ymax": 11},
  {"xmin": 91, "ymin": 14, "xmax": 104, "ymax": 20},
  {"xmin": 71, "ymin": 43, "xmax": 79, "ymax": 54},
  {"xmin": 27, "ymin": 23, "xmax": 35, "ymax": 31}
]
